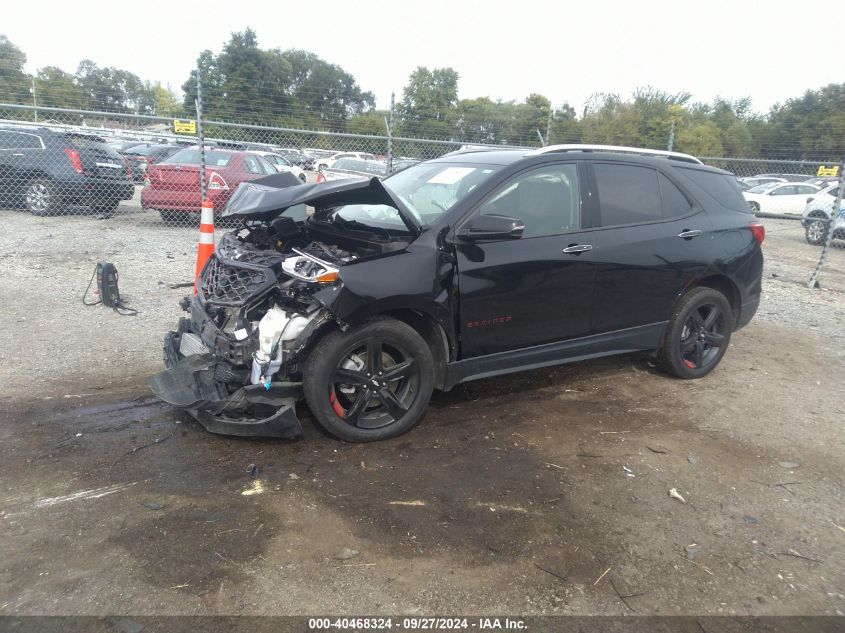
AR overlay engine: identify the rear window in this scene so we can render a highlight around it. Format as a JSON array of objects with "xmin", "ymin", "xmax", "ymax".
[
  {"xmin": 64, "ymin": 134, "xmax": 107, "ymax": 150},
  {"xmin": 676, "ymin": 167, "xmax": 751, "ymax": 213},
  {"xmin": 164, "ymin": 148, "xmax": 232, "ymax": 167}
]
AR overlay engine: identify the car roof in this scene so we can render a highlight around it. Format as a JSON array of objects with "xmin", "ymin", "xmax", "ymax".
[{"xmin": 429, "ymin": 147, "xmax": 733, "ymax": 175}]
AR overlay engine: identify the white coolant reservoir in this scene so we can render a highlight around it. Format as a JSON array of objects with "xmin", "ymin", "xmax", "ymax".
[{"xmin": 250, "ymin": 308, "xmax": 313, "ymax": 388}]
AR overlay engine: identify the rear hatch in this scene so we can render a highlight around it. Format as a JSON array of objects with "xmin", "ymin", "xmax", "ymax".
[
  {"xmin": 147, "ymin": 148, "xmax": 235, "ymax": 192},
  {"xmin": 63, "ymin": 134, "xmax": 129, "ymax": 180}
]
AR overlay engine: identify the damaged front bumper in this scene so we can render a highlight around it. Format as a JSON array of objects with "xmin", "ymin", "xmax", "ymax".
[{"xmin": 149, "ymin": 335, "xmax": 305, "ymax": 440}]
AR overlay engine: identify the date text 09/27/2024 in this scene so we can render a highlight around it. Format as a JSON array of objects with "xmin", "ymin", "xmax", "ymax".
[{"xmin": 308, "ymin": 617, "xmax": 527, "ymax": 630}]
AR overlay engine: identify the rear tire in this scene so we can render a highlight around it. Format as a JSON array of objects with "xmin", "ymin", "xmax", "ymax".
[
  {"xmin": 303, "ymin": 317, "xmax": 435, "ymax": 442},
  {"xmin": 93, "ymin": 199, "xmax": 120, "ymax": 219},
  {"xmin": 747, "ymin": 201, "xmax": 760, "ymax": 214},
  {"xmin": 657, "ymin": 287, "xmax": 733, "ymax": 379},
  {"xmin": 160, "ymin": 211, "xmax": 180, "ymax": 224}
]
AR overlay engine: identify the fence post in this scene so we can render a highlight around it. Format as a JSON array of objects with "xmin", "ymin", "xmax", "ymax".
[
  {"xmin": 195, "ymin": 67, "xmax": 207, "ymax": 203},
  {"xmin": 386, "ymin": 91, "xmax": 395, "ymax": 174},
  {"xmin": 808, "ymin": 155, "xmax": 845, "ymax": 289}
]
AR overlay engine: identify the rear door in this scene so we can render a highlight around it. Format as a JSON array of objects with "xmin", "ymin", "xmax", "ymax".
[
  {"xmin": 588, "ymin": 162, "xmax": 713, "ymax": 333},
  {"xmin": 456, "ymin": 161, "xmax": 597, "ymax": 358}
]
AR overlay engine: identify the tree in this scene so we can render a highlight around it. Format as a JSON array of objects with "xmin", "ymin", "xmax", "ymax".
[
  {"xmin": 182, "ymin": 33, "xmax": 374, "ymax": 131},
  {"xmin": 398, "ymin": 67, "xmax": 459, "ymax": 138},
  {"xmin": 0, "ymin": 34, "xmax": 30, "ymax": 105},
  {"xmin": 152, "ymin": 84, "xmax": 181, "ymax": 117},
  {"xmin": 346, "ymin": 110, "xmax": 388, "ymax": 136},
  {"xmin": 76, "ymin": 60, "xmax": 154, "ymax": 113},
  {"xmin": 35, "ymin": 66, "xmax": 88, "ymax": 109}
]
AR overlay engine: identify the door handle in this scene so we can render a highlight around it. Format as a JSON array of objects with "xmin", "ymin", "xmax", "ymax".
[
  {"xmin": 677, "ymin": 229, "xmax": 702, "ymax": 239},
  {"xmin": 562, "ymin": 244, "xmax": 593, "ymax": 254}
]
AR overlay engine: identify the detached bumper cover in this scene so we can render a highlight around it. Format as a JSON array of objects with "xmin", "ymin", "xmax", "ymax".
[{"xmin": 149, "ymin": 352, "xmax": 303, "ymax": 440}]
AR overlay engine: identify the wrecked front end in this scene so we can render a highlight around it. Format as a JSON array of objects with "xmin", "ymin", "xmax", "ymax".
[
  {"xmin": 150, "ymin": 231, "xmax": 343, "ymax": 438},
  {"xmin": 149, "ymin": 176, "xmax": 418, "ymax": 439}
]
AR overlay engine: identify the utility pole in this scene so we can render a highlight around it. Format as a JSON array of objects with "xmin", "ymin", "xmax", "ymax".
[
  {"xmin": 385, "ymin": 91, "xmax": 394, "ymax": 174},
  {"xmin": 545, "ymin": 107, "xmax": 553, "ymax": 146},
  {"xmin": 195, "ymin": 68, "xmax": 207, "ymax": 202},
  {"xmin": 30, "ymin": 77, "xmax": 37, "ymax": 123},
  {"xmin": 667, "ymin": 120, "xmax": 676, "ymax": 152}
]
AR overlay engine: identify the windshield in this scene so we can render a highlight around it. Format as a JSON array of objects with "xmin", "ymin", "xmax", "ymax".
[
  {"xmin": 382, "ymin": 161, "xmax": 502, "ymax": 224},
  {"xmin": 748, "ymin": 182, "xmax": 779, "ymax": 194}
]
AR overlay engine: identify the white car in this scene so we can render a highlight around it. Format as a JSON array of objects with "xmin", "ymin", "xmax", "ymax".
[
  {"xmin": 251, "ymin": 151, "xmax": 307, "ymax": 183},
  {"xmin": 315, "ymin": 151, "xmax": 378, "ymax": 171},
  {"xmin": 743, "ymin": 181, "xmax": 820, "ymax": 216},
  {"xmin": 801, "ymin": 183, "xmax": 844, "ymax": 245},
  {"xmin": 739, "ymin": 176, "xmax": 786, "ymax": 188}
]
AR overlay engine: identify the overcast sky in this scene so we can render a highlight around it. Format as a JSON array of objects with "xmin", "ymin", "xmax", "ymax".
[{"xmin": 3, "ymin": 0, "xmax": 842, "ymax": 114}]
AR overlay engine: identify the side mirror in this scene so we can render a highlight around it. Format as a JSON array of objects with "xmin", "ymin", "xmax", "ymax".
[{"xmin": 458, "ymin": 214, "xmax": 524, "ymax": 241}]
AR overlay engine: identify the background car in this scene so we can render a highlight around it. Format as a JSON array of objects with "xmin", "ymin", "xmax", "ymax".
[
  {"xmin": 316, "ymin": 157, "xmax": 388, "ymax": 182},
  {"xmin": 753, "ymin": 173, "xmax": 815, "ymax": 182},
  {"xmin": 315, "ymin": 151, "xmax": 378, "ymax": 171},
  {"xmin": 739, "ymin": 176, "xmax": 786, "ymax": 188},
  {"xmin": 0, "ymin": 126, "xmax": 134, "ymax": 217},
  {"xmin": 274, "ymin": 147, "xmax": 314, "ymax": 170},
  {"xmin": 743, "ymin": 181, "xmax": 820, "ymax": 215},
  {"xmin": 141, "ymin": 147, "xmax": 277, "ymax": 223},
  {"xmin": 251, "ymin": 151, "xmax": 307, "ymax": 182},
  {"xmin": 123, "ymin": 144, "xmax": 182, "ymax": 183},
  {"xmin": 801, "ymin": 182, "xmax": 844, "ymax": 244}
]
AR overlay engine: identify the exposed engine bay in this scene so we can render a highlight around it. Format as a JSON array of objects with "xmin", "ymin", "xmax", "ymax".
[{"xmin": 149, "ymin": 195, "xmax": 412, "ymax": 439}]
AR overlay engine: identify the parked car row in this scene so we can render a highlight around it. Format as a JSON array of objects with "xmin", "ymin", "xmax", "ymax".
[{"xmin": 316, "ymin": 157, "xmax": 388, "ymax": 182}]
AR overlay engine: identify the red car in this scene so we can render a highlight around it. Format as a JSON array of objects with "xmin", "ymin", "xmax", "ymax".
[{"xmin": 141, "ymin": 147, "xmax": 277, "ymax": 223}]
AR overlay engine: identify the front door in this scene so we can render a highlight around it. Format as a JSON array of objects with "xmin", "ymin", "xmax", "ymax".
[{"xmin": 455, "ymin": 162, "xmax": 597, "ymax": 358}]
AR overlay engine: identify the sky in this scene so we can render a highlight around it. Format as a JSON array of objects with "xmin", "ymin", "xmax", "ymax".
[{"xmin": 3, "ymin": 0, "xmax": 843, "ymax": 114}]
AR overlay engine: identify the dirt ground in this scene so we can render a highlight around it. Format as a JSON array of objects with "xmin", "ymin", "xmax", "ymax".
[{"xmin": 0, "ymin": 206, "xmax": 843, "ymax": 616}]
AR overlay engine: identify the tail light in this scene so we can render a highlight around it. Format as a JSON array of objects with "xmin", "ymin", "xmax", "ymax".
[
  {"xmin": 315, "ymin": 171, "xmax": 325, "ymax": 183},
  {"xmin": 64, "ymin": 148, "xmax": 83, "ymax": 174},
  {"xmin": 750, "ymin": 222, "xmax": 765, "ymax": 245},
  {"xmin": 208, "ymin": 172, "xmax": 229, "ymax": 190},
  {"xmin": 123, "ymin": 156, "xmax": 132, "ymax": 179}
]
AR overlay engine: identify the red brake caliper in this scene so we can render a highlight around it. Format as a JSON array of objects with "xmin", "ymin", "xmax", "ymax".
[
  {"xmin": 684, "ymin": 360, "xmax": 696, "ymax": 369},
  {"xmin": 329, "ymin": 389, "xmax": 346, "ymax": 419}
]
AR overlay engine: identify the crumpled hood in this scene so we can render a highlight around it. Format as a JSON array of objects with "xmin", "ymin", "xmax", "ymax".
[{"xmin": 222, "ymin": 173, "xmax": 412, "ymax": 220}]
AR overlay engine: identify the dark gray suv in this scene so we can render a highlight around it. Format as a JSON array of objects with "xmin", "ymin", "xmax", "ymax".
[{"xmin": 0, "ymin": 127, "xmax": 134, "ymax": 217}]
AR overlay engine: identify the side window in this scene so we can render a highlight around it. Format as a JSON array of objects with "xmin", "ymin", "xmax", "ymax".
[
  {"xmin": 773, "ymin": 185, "xmax": 796, "ymax": 196},
  {"xmin": 258, "ymin": 157, "xmax": 276, "ymax": 175},
  {"xmin": 659, "ymin": 173, "xmax": 693, "ymax": 217},
  {"xmin": 594, "ymin": 163, "xmax": 662, "ymax": 226},
  {"xmin": 796, "ymin": 185, "xmax": 817, "ymax": 195},
  {"xmin": 480, "ymin": 163, "xmax": 581, "ymax": 238},
  {"xmin": 244, "ymin": 156, "xmax": 263, "ymax": 174}
]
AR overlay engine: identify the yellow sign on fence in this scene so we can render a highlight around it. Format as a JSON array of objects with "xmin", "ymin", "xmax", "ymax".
[
  {"xmin": 817, "ymin": 165, "xmax": 839, "ymax": 177},
  {"xmin": 172, "ymin": 119, "xmax": 197, "ymax": 135}
]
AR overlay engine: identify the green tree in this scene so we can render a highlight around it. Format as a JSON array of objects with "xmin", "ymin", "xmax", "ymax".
[
  {"xmin": 398, "ymin": 66, "xmax": 459, "ymax": 138},
  {"xmin": 346, "ymin": 110, "xmax": 388, "ymax": 136},
  {"xmin": 0, "ymin": 34, "xmax": 30, "ymax": 105},
  {"xmin": 152, "ymin": 83, "xmax": 181, "ymax": 117},
  {"xmin": 76, "ymin": 60, "xmax": 154, "ymax": 113},
  {"xmin": 34, "ymin": 66, "xmax": 88, "ymax": 109}
]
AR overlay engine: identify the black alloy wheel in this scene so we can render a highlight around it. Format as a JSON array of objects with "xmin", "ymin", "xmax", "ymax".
[
  {"xmin": 303, "ymin": 317, "xmax": 434, "ymax": 442},
  {"xmin": 658, "ymin": 287, "xmax": 733, "ymax": 379}
]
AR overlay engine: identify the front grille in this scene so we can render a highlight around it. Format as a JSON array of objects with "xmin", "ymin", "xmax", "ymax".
[{"xmin": 199, "ymin": 257, "xmax": 273, "ymax": 306}]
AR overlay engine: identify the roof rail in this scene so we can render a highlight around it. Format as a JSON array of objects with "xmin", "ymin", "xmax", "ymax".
[{"xmin": 526, "ymin": 144, "xmax": 702, "ymax": 165}]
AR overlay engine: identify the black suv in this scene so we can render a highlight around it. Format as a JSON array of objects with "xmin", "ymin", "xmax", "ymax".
[
  {"xmin": 150, "ymin": 145, "xmax": 764, "ymax": 442},
  {"xmin": 0, "ymin": 127, "xmax": 134, "ymax": 216}
]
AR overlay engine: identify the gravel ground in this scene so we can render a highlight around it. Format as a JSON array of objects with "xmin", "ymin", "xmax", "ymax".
[{"xmin": 0, "ymin": 201, "xmax": 843, "ymax": 616}]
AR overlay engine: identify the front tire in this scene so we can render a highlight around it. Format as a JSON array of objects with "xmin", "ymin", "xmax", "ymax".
[
  {"xmin": 747, "ymin": 201, "xmax": 760, "ymax": 214},
  {"xmin": 303, "ymin": 317, "xmax": 434, "ymax": 442},
  {"xmin": 657, "ymin": 287, "xmax": 733, "ymax": 379}
]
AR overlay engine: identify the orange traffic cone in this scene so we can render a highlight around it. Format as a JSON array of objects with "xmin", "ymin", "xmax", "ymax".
[{"xmin": 193, "ymin": 199, "xmax": 215, "ymax": 295}]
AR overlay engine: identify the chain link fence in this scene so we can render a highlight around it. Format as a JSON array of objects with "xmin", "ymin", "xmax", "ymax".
[{"xmin": 1, "ymin": 101, "xmax": 842, "ymax": 293}]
